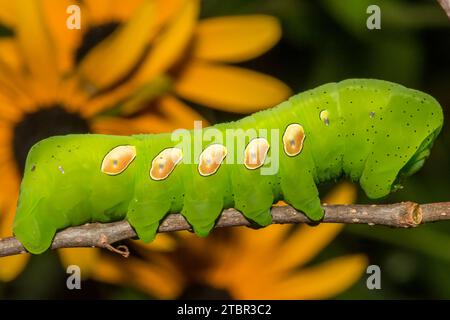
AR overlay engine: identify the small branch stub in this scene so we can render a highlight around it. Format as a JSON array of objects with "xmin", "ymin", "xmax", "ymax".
[
  {"xmin": 99, "ymin": 234, "xmax": 130, "ymax": 258},
  {"xmin": 0, "ymin": 202, "xmax": 449, "ymax": 258}
]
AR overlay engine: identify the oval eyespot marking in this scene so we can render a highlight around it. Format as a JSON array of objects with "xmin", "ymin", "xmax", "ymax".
[
  {"xmin": 198, "ymin": 144, "xmax": 227, "ymax": 177},
  {"xmin": 319, "ymin": 109, "xmax": 329, "ymax": 126},
  {"xmin": 150, "ymin": 148, "xmax": 183, "ymax": 181},
  {"xmin": 244, "ymin": 138, "xmax": 270, "ymax": 170},
  {"xmin": 283, "ymin": 123, "xmax": 305, "ymax": 157},
  {"xmin": 101, "ymin": 145, "xmax": 137, "ymax": 175}
]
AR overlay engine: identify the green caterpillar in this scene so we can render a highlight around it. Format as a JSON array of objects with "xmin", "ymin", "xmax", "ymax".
[{"xmin": 13, "ymin": 79, "xmax": 444, "ymax": 254}]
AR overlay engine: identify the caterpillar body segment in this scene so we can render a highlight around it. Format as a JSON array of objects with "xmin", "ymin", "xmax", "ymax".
[{"xmin": 13, "ymin": 79, "xmax": 444, "ymax": 253}]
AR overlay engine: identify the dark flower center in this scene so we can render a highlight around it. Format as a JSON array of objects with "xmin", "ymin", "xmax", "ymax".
[
  {"xmin": 75, "ymin": 22, "xmax": 120, "ymax": 63},
  {"xmin": 13, "ymin": 106, "xmax": 90, "ymax": 174}
]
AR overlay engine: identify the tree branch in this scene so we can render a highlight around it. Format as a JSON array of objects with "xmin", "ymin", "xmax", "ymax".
[
  {"xmin": 1, "ymin": 202, "xmax": 449, "ymax": 258},
  {"xmin": 438, "ymin": 0, "xmax": 450, "ymax": 18}
]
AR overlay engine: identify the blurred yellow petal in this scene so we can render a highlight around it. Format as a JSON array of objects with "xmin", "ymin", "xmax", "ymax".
[
  {"xmin": 133, "ymin": 234, "xmax": 178, "ymax": 252},
  {"xmin": 153, "ymin": 0, "xmax": 186, "ymax": 28},
  {"xmin": 107, "ymin": 0, "xmax": 145, "ymax": 21},
  {"xmin": 241, "ymin": 254, "xmax": 368, "ymax": 299},
  {"xmin": 0, "ymin": 57, "xmax": 36, "ymax": 111},
  {"xmin": 90, "ymin": 117, "xmax": 143, "ymax": 135},
  {"xmin": 0, "ymin": 0, "xmax": 15, "ymax": 27},
  {"xmin": 0, "ymin": 191, "xmax": 18, "ymax": 237},
  {"xmin": 193, "ymin": 15, "xmax": 281, "ymax": 63},
  {"xmin": 0, "ymin": 196, "xmax": 29, "ymax": 282},
  {"xmin": 322, "ymin": 181, "xmax": 357, "ymax": 205},
  {"xmin": 91, "ymin": 95, "xmax": 206, "ymax": 134},
  {"xmin": 57, "ymin": 77, "xmax": 90, "ymax": 113},
  {"xmin": 91, "ymin": 255, "xmax": 184, "ymax": 298},
  {"xmin": 205, "ymin": 226, "xmax": 289, "ymax": 287},
  {"xmin": 41, "ymin": 0, "xmax": 84, "ymax": 73},
  {"xmin": 14, "ymin": 1, "xmax": 59, "ymax": 101},
  {"xmin": 81, "ymin": 82, "xmax": 140, "ymax": 117},
  {"xmin": 0, "ymin": 254, "xmax": 29, "ymax": 282},
  {"xmin": 58, "ymin": 248, "xmax": 101, "ymax": 279},
  {"xmin": 91, "ymin": 115, "xmax": 175, "ymax": 135},
  {"xmin": 79, "ymin": 0, "xmax": 159, "ymax": 90},
  {"xmin": 0, "ymin": 38, "xmax": 22, "ymax": 71},
  {"xmin": 86, "ymin": 0, "xmax": 184, "ymax": 34},
  {"xmin": 156, "ymin": 95, "xmax": 209, "ymax": 128},
  {"xmin": 0, "ymin": 121, "xmax": 13, "ymax": 145},
  {"xmin": 215, "ymin": 225, "xmax": 289, "ymax": 270},
  {"xmin": 175, "ymin": 230, "xmax": 211, "ymax": 253},
  {"xmin": 208, "ymin": 225, "xmax": 343, "ymax": 285},
  {"xmin": 262, "ymin": 182, "xmax": 358, "ymax": 274},
  {"xmin": 81, "ymin": 0, "xmax": 196, "ymax": 115},
  {"xmin": 269, "ymin": 224, "xmax": 344, "ymax": 274},
  {"xmin": 82, "ymin": 0, "xmax": 115, "ymax": 25},
  {"xmin": 0, "ymin": 91, "xmax": 23, "ymax": 122},
  {"xmin": 134, "ymin": 0, "xmax": 199, "ymax": 82},
  {"xmin": 84, "ymin": 0, "xmax": 179, "ymax": 24},
  {"xmin": 174, "ymin": 60, "xmax": 292, "ymax": 113},
  {"xmin": 0, "ymin": 159, "xmax": 20, "ymax": 206},
  {"xmin": 119, "ymin": 76, "xmax": 172, "ymax": 115}
]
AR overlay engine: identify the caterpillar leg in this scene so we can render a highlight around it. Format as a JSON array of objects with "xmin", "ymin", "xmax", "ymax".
[
  {"xmin": 230, "ymin": 166, "xmax": 274, "ymax": 226},
  {"xmin": 233, "ymin": 186, "xmax": 273, "ymax": 226},
  {"xmin": 127, "ymin": 199, "xmax": 170, "ymax": 243},
  {"xmin": 281, "ymin": 172, "xmax": 324, "ymax": 222},
  {"xmin": 180, "ymin": 163, "xmax": 229, "ymax": 237},
  {"xmin": 181, "ymin": 197, "xmax": 223, "ymax": 237}
]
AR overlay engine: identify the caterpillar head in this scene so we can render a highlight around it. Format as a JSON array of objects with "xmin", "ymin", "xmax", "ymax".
[
  {"xmin": 392, "ymin": 125, "xmax": 441, "ymax": 191},
  {"xmin": 361, "ymin": 89, "xmax": 444, "ymax": 199}
]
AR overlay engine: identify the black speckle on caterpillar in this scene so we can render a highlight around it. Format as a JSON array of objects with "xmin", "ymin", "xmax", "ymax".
[{"xmin": 13, "ymin": 79, "xmax": 444, "ymax": 254}]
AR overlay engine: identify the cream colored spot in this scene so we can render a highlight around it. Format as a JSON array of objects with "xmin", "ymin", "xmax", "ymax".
[
  {"xmin": 198, "ymin": 144, "xmax": 227, "ymax": 177},
  {"xmin": 320, "ymin": 109, "xmax": 330, "ymax": 126},
  {"xmin": 282, "ymin": 123, "xmax": 305, "ymax": 157},
  {"xmin": 244, "ymin": 138, "xmax": 270, "ymax": 170},
  {"xmin": 101, "ymin": 145, "xmax": 136, "ymax": 175},
  {"xmin": 150, "ymin": 148, "xmax": 183, "ymax": 181}
]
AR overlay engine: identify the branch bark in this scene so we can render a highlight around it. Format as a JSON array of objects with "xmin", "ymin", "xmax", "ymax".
[
  {"xmin": 438, "ymin": 0, "xmax": 450, "ymax": 18},
  {"xmin": 1, "ymin": 202, "xmax": 449, "ymax": 258}
]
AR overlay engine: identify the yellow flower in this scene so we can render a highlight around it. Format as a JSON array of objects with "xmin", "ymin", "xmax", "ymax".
[
  {"xmin": 0, "ymin": 0, "xmax": 290, "ymax": 281},
  {"xmin": 91, "ymin": 182, "xmax": 368, "ymax": 299}
]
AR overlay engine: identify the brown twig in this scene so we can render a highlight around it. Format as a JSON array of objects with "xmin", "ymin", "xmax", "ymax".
[
  {"xmin": 0, "ymin": 202, "xmax": 449, "ymax": 258},
  {"xmin": 438, "ymin": 0, "xmax": 450, "ymax": 18}
]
